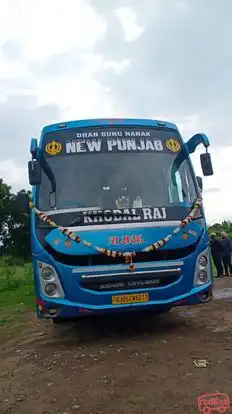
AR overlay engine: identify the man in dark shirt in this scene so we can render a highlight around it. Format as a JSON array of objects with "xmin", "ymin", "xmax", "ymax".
[
  {"xmin": 210, "ymin": 233, "xmax": 223, "ymax": 278},
  {"xmin": 221, "ymin": 231, "xmax": 232, "ymax": 276}
]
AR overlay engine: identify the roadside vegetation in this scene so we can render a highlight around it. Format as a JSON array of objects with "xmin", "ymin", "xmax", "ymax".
[
  {"xmin": 0, "ymin": 257, "xmax": 34, "ymax": 309},
  {"xmin": 0, "ymin": 257, "xmax": 34, "ymax": 336}
]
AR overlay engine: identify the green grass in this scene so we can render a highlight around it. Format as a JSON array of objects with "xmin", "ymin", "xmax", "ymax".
[{"xmin": 0, "ymin": 257, "xmax": 35, "ymax": 333}]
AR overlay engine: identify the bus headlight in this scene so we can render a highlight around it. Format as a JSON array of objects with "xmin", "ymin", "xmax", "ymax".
[
  {"xmin": 193, "ymin": 248, "xmax": 211, "ymax": 286},
  {"xmin": 199, "ymin": 255, "xmax": 208, "ymax": 267},
  {"xmin": 37, "ymin": 261, "xmax": 64, "ymax": 298},
  {"xmin": 198, "ymin": 270, "xmax": 208, "ymax": 283},
  {"xmin": 41, "ymin": 266, "xmax": 54, "ymax": 280},
  {"xmin": 45, "ymin": 283, "xmax": 57, "ymax": 296}
]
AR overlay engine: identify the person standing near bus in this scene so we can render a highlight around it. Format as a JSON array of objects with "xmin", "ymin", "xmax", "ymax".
[
  {"xmin": 210, "ymin": 233, "xmax": 223, "ymax": 278},
  {"xmin": 221, "ymin": 231, "xmax": 232, "ymax": 276}
]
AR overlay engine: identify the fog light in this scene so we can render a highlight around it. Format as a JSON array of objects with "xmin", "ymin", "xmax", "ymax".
[
  {"xmin": 199, "ymin": 255, "xmax": 207, "ymax": 267},
  {"xmin": 48, "ymin": 308, "xmax": 58, "ymax": 315},
  {"xmin": 45, "ymin": 283, "xmax": 57, "ymax": 296},
  {"xmin": 201, "ymin": 292, "xmax": 208, "ymax": 300},
  {"xmin": 199, "ymin": 290, "xmax": 212, "ymax": 302},
  {"xmin": 198, "ymin": 270, "xmax": 208, "ymax": 283},
  {"xmin": 41, "ymin": 266, "xmax": 54, "ymax": 280}
]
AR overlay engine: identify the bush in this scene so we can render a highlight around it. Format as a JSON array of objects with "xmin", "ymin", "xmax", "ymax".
[{"xmin": 0, "ymin": 257, "xmax": 32, "ymax": 293}]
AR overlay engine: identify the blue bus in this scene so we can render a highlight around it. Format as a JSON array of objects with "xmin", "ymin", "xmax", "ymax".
[{"xmin": 18, "ymin": 118, "xmax": 214, "ymax": 323}]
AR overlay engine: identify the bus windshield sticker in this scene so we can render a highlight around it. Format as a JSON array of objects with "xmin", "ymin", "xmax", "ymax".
[{"xmin": 43, "ymin": 127, "xmax": 182, "ymax": 156}]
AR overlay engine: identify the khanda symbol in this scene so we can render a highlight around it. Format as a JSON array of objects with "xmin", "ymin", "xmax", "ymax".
[
  {"xmin": 45, "ymin": 140, "xmax": 62, "ymax": 156},
  {"xmin": 166, "ymin": 138, "xmax": 180, "ymax": 152}
]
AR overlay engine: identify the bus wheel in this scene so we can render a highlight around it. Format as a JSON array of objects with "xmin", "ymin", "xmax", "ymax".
[
  {"xmin": 155, "ymin": 307, "xmax": 172, "ymax": 314},
  {"xmin": 52, "ymin": 318, "xmax": 65, "ymax": 324}
]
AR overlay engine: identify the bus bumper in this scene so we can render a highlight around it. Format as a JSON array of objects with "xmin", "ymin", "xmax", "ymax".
[{"xmin": 35, "ymin": 281, "xmax": 213, "ymax": 320}]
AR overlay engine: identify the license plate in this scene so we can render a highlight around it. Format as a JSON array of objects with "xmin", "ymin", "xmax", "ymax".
[{"xmin": 112, "ymin": 292, "xmax": 149, "ymax": 305}]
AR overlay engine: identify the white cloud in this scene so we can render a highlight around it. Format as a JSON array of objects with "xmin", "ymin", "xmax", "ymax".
[
  {"xmin": 0, "ymin": 58, "xmax": 27, "ymax": 79},
  {"xmin": 0, "ymin": 0, "xmax": 107, "ymax": 60},
  {"xmin": 114, "ymin": 6, "xmax": 144, "ymax": 42},
  {"xmin": 30, "ymin": 54, "xmax": 129, "ymax": 116},
  {"xmin": 191, "ymin": 146, "xmax": 232, "ymax": 224},
  {"xmin": 102, "ymin": 58, "xmax": 131, "ymax": 75},
  {"xmin": 0, "ymin": 159, "xmax": 27, "ymax": 190},
  {"xmin": 174, "ymin": 0, "xmax": 191, "ymax": 14},
  {"xmin": 0, "ymin": 1, "xmax": 129, "ymax": 119},
  {"xmin": 176, "ymin": 116, "xmax": 231, "ymax": 224},
  {"xmin": 0, "ymin": 0, "xmax": 231, "ymax": 226}
]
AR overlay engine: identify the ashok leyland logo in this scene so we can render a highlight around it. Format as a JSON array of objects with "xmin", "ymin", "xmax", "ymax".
[
  {"xmin": 45, "ymin": 140, "xmax": 62, "ymax": 156},
  {"xmin": 197, "ymin": 393, "xmax": 230, "ymax": 413}
]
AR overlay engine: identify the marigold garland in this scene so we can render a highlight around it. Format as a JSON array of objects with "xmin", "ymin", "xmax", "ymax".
[{"xmin": 29, "ymin": 197, "xmax": 202, "ymax": 271}]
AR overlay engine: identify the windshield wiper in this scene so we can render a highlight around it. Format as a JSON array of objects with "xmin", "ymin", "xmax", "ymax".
[{"xmin": 69, "ymin": 211, "xmax": 137, "ymax": 226}]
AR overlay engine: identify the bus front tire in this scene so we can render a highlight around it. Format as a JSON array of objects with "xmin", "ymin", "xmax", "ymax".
[
  {"xmin": 52, "ymin": 318, "xmax": 65, "ymax": 324},
  {"xmin": 155, "ymin": 307, "xmax": 172, "ymax": 314}
]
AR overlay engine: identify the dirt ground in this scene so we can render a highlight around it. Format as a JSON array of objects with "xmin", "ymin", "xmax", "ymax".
[{"xmin": 0, "ymin": 277, "xmax": 232, "ymax": 414}]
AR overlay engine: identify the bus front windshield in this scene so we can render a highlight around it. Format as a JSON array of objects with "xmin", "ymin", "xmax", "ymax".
[{"xmin": 38, "ymin": 126, "xmax": 197, "ymax": 220}]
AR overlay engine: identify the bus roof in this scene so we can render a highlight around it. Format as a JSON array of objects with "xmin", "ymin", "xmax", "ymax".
[{"xmin": 41, "ymin": 118, "xmax": 178, "ymax": 134}]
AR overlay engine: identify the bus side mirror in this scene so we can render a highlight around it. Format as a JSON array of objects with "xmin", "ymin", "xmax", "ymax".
[
  {"xmin": 196, "ymin": 176, "xmax": 203, "ymax": 191},
  {"xmin": 15, "ymin": 192, "xmax": 29, "ymax": 213},
  {"xmin": 200, "ymin": 152, "xmax": 213, "ymax": 176},
  {"xmin": 28, "ymin": 160, "xmax": 41, "ymax": 185}
]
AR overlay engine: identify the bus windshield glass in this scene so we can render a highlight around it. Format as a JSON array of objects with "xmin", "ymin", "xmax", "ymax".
[{"xmin": 38, "ymin": 126, "xmax": 197, "ymax": 223}]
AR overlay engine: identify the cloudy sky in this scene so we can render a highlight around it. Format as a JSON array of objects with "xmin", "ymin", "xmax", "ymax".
[{"xmin": 0, "ymin": 0, "xmax": 231, "ymax": 224}]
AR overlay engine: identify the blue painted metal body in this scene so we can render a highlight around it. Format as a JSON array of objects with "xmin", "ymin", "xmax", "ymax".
[{"xmin": 30, "ymin": 118, "xmax": 213, "ymax": 320}]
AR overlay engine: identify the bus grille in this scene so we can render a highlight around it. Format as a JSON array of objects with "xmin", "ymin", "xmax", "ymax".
[
  {"xmin": 80, "ymin": 272, "xmax": 180, "ymax": 292},
  {"xmin": 46, "ymin": 243, "xmax": 197, "ymax": 266}
]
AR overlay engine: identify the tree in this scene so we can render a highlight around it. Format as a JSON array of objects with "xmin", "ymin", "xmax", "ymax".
[
  {"xmin": 0, "ymin": 179, "xmax": 31, "ymax": 259},
  {"xmin": 0, "ymin": 179, "xmax": 14, "ymax": 244},
  {"xmin": 208, "ymin": 221, "xmax": 232, "ymax": 239}
]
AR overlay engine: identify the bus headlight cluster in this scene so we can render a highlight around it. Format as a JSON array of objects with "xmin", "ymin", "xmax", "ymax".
[
  {"xmin": 38, "ymin": 262, "xmax": 64, "ymax": 298},
  {"xmin": 198, "ymin": 270, "xmax": 208, "ymax": 283},
  {"xmin": 199, "ymin": 255, "xmax": 208, "ymax": 267},
  {"xmin": 44, "ymin": 283, "xmax": 57, "ymax": 296},
  {"xmin": 193, "ymin": 248, "xmax": 211, "ymax": 286},
  {"xmin": 41, "ymin": 266, "xmax": 54, "ymax": 281}
]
